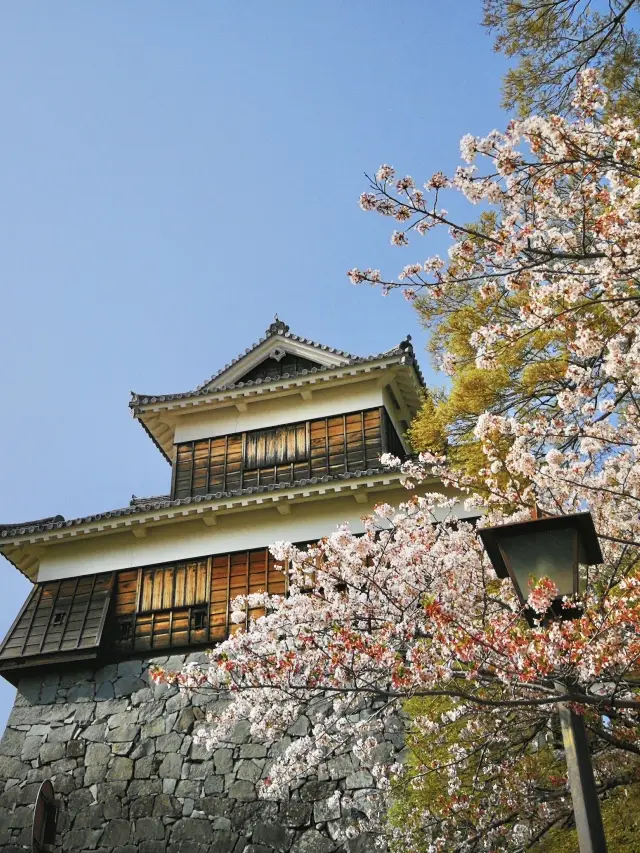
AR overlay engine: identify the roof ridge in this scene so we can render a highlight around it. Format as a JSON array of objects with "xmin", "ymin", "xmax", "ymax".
[
  {"xmin": 129, "ymin": 345, "xmax": 418, "ymax": 409},
  {"xmin": 0, "ymin": 469, "xmax": 392, "ymax": 539},
  {"xmin": 192, "ymin": 317, "xmax": 354, "ymax": 393}
]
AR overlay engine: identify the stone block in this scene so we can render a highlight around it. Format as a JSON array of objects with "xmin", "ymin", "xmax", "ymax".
[
  {"xmin": 135, "ymin": 756, "xmax": 154, "ymax": 779},
  {"xmin": 327, "ymin": 755, "xmax": 354, "ymax": 780},
  {"xmin": 104, "ymin": 797, "xmax": 123, "ymax": 819},
  {"xmin": 363, "ymin": 741, "xmax": 394, "ymax": 767},
  {"xmin": 159, "ymin": 752, "xmax": 183, "ymax": 780},
  {"xmin": 73, "ymin": 804, "xmax": 105, "ymax": 829},
  {"xmin": 114, "ymin": 675, "xmax": 145, "ymax": 697},
  {"xmin": 189, "ymin": 740, "xmax": 210, "ymax": 761},
  {"xmin": 231, "ymin": 801, "xmax": 278, "ymax": 831},
  {"xmin": 288, "ymin": 715, "xmax": 310, "ymax": 737},
  {"xmin": 156, "ymin": 731, "xmax": 183, "ymax": 753},
  {"xmin": 212, "ymin": 829, "xmax": 241, "ymax": 853},
  {"xmin": 61, "ymin": 827, "xmax": 104, "ymax": 851},
  {"xmin": 299, "ymin": 781, "xmax": 336, "ymax": 802},
  {"xmin": 253, "ymin": 822, "xmax": 295, "ymax": 852},
  {"xmin": 95, "ymin": 663, "xmax": 118, "ymax": 683},
  {"xmin": 21, "ymin": 735, "xmax": 43, "ymax": 761},
  {"xmin": 199, "ymin": 795, "xmax": 234, "ymax": 819},
  {"xmin": 117, "ymin": 659, "xmax": 144, "ymax": 677},
  {"xmin": 94, "ymin": 697, "xmax": 129, "ymax": 720},
  {"xmin": 130, "ymin": 795, "xmax": 156, "ymax": 819},
  {"xmin": 68, "ymin": 788, "xmax": 94, "ymax": 811},
  {"xmin": 139, "ymin": 843, "xmax": 168, "ymax": 853},
  {"xmin": 152, "ymin": 793, "xmax": 183, "ymax": 818},
  {"xmin": 0, "ymin": 755, "xmax": 28, "ymax": 780},
  {"xmin": 175, "ymin": 708, "xmax": 196, "ymax": 733},
  {"xmin": 140, "ymin": 717, "xmax": 164, "ymax": 740},
  {"xmin": 239, "ymin": 743, "xmax": 268, "ymax": 759},
  {"xmin": 15, "ymin": 782, "xmax": 42, "ymax": 806},
  {"xmin": 129, "ymin": 779, "xmax": 162, "ymax": 798},
  {"xmin": 107, "ymin": 757, "xmax": 134, "ymax": 781},
  {"xmin": 131, "ymin": 738, "xmax": 156, "ymax": 760},
  {"xmin": 202, "ymin": 774, "xmax": 224, "ymax": 795},
  {"xmin": 47, "ymin": 724, "xmax": 76, "ymax": 742},
  {"xmin": 214, "ymin": 748, "xmax": 234, "ymax": 774},
  {"xmin": 346, "ymin": 833, "xmax": 379, "ymax": 853},
  {"xmin": 314, "ymin": 796, "xmax": 341, "ymax": 823},
  {"xmin": 165, "ymin": 692, "xmax": 188, "ymax": 713},
  {"xmin": 174, "ymin": 779, "xmax": 201, "ymax": 799},
  {"xmin": 132, "ymin": 687, "xmax": 153, "ymax": 705},
  {"xmin": 134, "ymin": 816, "xmax": 166, "ymax": 841},
  {"xmin": 39, "ymin": 741, "xmax": 66, "ymax": 763},
  {"xmin": 236, "ymin": 759, "xmax": 262, "ymax": 782},
  {"xmin": 184, "ymin": 760, "xmax": 207, "ymax": 781},
  {"xmin": 107, "ymin": 724, "xmax": 140, "ymax": 743},
  {"xmin": 270, "ymin": 736, "xmax": 292, "ymax": 758},
  {"xmin": 291, "ymin": 829, "xmax": 337, "ymax": 853},
  {"xmin": 170, "ymin": 818, "xmax": 214, "ymax": 844},
  {"xmin": 345, "ymin": 770, "xmax": 374, "ymax": 789},
  {"xmin": 81, "ymin": 722, "xmax": 107, "ymax": 742},
  {"xmin": 67, "ymin": 681, "xmax": 95, "ymax": 702},
  {"xmin": 85, "ymin": 765, "xmax": 108, "ymax": 785},
  {"xmin": 109, "ymin": 710, "xmax": 139, "ymax": 728},
  {"xmin": 66, "ymin": 738, "xmax": 86, "ymax": 758},
  {"xmin": 228, "ymin": 779, "xmax": 257, "ymax": 801},
  {"xmin": 86, "ymin": 741, "xmax": 111, "ymax": 765},
  {"xmin": 0, "ymin": 728, "xmax": 26, "ymax": 756},
  {"xmin": 96, "ymin": 680, "xmax": 115, "ymax": 700},
  {"xmin": 279, "ymin": 801, "xmax": 312, "ymax": 828},
  {"xmin": 7, "ymin": 806, "xmax": 34, "ymax": 829},
  {"xmin": 230, "ymin": 720, "xmax": 251, "ymax": 744}
]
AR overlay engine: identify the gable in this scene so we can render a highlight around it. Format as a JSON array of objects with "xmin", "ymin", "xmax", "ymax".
[
  {"xmin": 236, "ymin": 351, "xmax": 324, "ymax": 385},
  {"xmin": 196, "ymin": 319, "xmax": 352, "ymax": 392}
]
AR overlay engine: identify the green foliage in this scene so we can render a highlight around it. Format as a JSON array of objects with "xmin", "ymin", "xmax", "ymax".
[
  {"xmin": 391, "ymin": 697, "xmax": 640, "ymax": 852},
  {"xmin": 532, "ymin": 782, "xmax": 640, "ymax": 852},
  {"xmin": 482, "ymin": 0, "xmax": 640, "ymax": 119},
  {"xmin": 408, "ymin": 274, "xmax": 569, "ymax": 480}
]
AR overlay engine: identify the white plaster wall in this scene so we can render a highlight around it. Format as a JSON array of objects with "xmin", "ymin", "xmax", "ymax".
[
  {"xmin": 173, "ymin": 379, "xmax": 385, "ymax": 444},
  {"xmin": 36, "ymin": 485, "xmax": 479, "ymax": 582}
]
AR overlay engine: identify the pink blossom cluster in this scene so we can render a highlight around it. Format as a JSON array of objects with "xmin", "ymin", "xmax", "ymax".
[{"xmin": 152, "ymin": 73, "xmax": 640, "ymax": 851}]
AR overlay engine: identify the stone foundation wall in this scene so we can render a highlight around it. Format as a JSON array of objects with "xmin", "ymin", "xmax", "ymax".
[{"xmin": 0, "ymin": 654, "xmax": 399, "ymax": 853}]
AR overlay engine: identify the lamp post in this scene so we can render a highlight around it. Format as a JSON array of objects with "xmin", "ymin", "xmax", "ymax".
[{"xmin": 478, "ymin": 512, "xmax": 608, "ymax": 853}]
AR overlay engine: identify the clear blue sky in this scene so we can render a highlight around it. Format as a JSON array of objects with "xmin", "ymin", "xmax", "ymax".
[{"xmin": 0, "ymin": 2, "xmax": 510, "ymax": 730}]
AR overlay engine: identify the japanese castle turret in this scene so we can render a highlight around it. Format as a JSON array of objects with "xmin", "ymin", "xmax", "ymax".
[{"xmin": 0, "ymin": 319, "xmax": 440, "ymax": 853}]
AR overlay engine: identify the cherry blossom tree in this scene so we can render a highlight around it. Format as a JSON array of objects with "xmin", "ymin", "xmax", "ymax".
[{"xmin": 152, "ymin": 73, "xmax": 640, "ymax": 851}]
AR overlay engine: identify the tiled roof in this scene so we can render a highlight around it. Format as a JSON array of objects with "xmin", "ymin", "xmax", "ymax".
[
  {"xmin": 0, "ymin": 468, "xmax": 390, "ymax": 540},
  {"xmin": 194, "ymin": 318, "xmax": 353, "ymax": 392},
  {"xmin": 130, "ymin": 494, "xmax": 170, "ymax": 507},
  {"xmin": 130, "ymin": 332, "xmax": 423, "ymax": 410},
  {"xmin": 0, "ymin": 515, "xmax": 64, "ymax": 534}
]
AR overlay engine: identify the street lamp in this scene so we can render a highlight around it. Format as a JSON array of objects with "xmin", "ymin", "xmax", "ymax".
[
  {"xmin": 478, "ymin": 511, "xmax": 603, "ymax": 620},
  {"xmin": 479, "ymin": 511, "xmax": 608, "ymax": 853}
]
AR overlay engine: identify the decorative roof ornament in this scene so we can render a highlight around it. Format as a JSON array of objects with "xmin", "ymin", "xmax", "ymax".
[{"xmin": 266, "ymin": 315, "xmax": 290, "ymax": 336}]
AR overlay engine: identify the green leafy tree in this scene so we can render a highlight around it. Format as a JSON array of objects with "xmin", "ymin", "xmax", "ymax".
[{"xmin": 483, "ymin": 0, "xmax": 640, "ymax": 117}]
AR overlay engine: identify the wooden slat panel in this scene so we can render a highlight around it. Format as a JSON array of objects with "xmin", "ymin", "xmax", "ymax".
[{"xmin": 0, "ymin": 573, "xmax": 114, "ymax": 667}]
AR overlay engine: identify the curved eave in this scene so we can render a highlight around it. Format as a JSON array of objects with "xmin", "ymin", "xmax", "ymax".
[
  {"xmin": 132, "ymin": 355, "xmax": 424, "ymax": 461},
  {"xmin": 0, "ymin": 469, "xmax": 419, "ymax": 581}
]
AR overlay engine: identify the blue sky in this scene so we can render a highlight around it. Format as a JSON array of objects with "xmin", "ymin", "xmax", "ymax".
[{"xmin": 0, "ymin": 2, "xmax": 510, "ymax": 730}]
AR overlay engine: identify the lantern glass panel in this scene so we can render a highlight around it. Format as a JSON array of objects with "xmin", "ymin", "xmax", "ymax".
[{"xmin": 497, "ymin": 527, "xmax": 578, "ymax": 600}]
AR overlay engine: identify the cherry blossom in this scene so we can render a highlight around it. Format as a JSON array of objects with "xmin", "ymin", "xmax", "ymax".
[{"xmin": 152, "ymin": 73, "xmax": 640, "ymax": 852}]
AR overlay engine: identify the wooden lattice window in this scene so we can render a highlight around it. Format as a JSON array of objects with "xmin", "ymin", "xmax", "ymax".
[
  {"xmin": 112, "ymin": 548, "xmax": 287, "ymax": 653},
  {"xmin": 245, "ymin": 422, "xmax": 308, "ymax": 469},
  {"xmin": 172, "ymin": 407, "xmax": 399, "ymax": 499}
]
